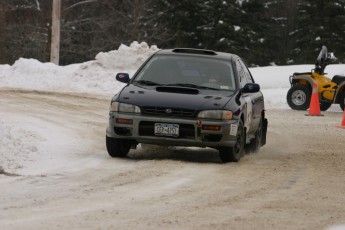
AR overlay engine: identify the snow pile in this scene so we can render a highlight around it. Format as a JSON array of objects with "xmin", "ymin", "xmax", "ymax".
[
  {"xmin": 1, "ymin": 41, "xmax": 344, "ymax": 107},
  {"xmin": 4, "ymin": 58, "xmax": 80, "ymax": 93},
  {"xmin": 74, "ymin": 41, "xmax": 159, "ymax": 95},
  {"xmin": 0, "ymin": 41, "xmax": 158, "ymax": 97},
  {"xmin": 94, "ymin": 41, "xmax": 159, "ymax": 70},
  {"xmin": 0, "ymin": 121, "xmax": 40, "ymax": 172},
  {"xmin": 1, "ymin": 41, "xmax": 345, "ymax": 105}
]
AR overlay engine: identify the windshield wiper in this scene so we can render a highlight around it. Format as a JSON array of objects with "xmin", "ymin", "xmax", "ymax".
[
  {"xmin": 166, "ymin": 83, "xmax": 220, "ymax": 90},
  {"xmin": 134, "ymin": 80, "xmax": 160, "ymax": 86}
]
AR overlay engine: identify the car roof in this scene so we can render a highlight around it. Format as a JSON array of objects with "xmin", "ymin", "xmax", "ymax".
[{"xmin": 155, "ymin": 48, "xmax": 240, "ymax": 61}]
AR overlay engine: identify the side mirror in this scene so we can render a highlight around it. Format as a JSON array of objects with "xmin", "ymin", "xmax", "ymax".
[
  {"xmin": 242, "ymin": 83, "xmax": 260, "ymax": 93},
  {"xmin": 116, "ymin": 73, "xmax": 130, "ymax": 83}
]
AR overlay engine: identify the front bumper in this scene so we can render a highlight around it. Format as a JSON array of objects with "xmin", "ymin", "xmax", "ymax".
[{"xmin": 106, "ymin": 112, "xmax": 240, "ymax": 148}]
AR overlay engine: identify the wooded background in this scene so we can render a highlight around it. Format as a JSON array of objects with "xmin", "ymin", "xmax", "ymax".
[{"xmin": 1, "ymin": 0, "xmax": 345, "ymax": 66}]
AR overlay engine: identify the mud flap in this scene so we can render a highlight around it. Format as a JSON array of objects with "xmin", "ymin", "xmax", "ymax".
[{"xmin": 261, "ymin": 118, "xmax": 268, "ymax": 146}]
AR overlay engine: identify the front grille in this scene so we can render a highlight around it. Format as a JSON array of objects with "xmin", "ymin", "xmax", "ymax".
[
  {"xmin": 141, "ymin": 106, "xmax": 196, "ymax": 118},
  {"xmin": 139, "ymin": 121, "xmax": 195, "ymax": 139}
]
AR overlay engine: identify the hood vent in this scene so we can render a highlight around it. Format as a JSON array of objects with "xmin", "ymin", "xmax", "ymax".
[
  {"xmin": 204, "ymin": 96, "xmax": 223, "ymax": 100},
  {"xmin": 156, "ymin": 86, "xmax": 199, "ymax": 95}
]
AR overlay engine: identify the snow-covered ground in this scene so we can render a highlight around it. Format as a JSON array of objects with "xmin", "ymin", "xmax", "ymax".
[
  {"xmin": 1, "ymin": 42, "xmax": 345, "ymax": 230},
  {"xmin": 1, "ymin": 41, "xmax": 345, "ymax": 175}
]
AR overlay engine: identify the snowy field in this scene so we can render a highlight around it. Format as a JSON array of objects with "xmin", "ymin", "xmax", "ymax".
[{"xmin": 1, "ymin": 41, "xmax": 345, "ymax": 175}]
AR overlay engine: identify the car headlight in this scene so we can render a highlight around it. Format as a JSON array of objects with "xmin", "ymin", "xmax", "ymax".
[
  {"xmin": 110, "ymin": 102, "xmax": 141, "ymax": 113},
  {"xmin": 197, "ymin": 110, "xmax": 232, "ymax": 120}
]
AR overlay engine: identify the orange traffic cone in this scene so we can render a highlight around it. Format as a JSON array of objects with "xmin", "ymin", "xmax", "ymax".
[
  {"xmin": 306, "ymin": 83, "xmax": 323, "ymax": 116},
  {"xmin": 337, "ymin": 107, "xmax": 345, "ymax": 129}
]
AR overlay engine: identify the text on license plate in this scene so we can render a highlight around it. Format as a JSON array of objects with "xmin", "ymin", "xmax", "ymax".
[{"xmin": 154, "ymin": 123, "xmax": 179, "ymax": 137}]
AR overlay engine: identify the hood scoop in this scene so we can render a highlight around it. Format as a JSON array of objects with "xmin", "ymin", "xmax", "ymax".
[
  {"xmin": 156, "ymin": 86, "xmax": 199, "ymax": 95},
  {"xmin": 204, "ymin": 96, "xmax": 223, "ymax": 100}
]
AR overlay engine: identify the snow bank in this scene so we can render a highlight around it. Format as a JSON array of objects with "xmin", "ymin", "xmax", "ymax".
[
  {"xmin": 1, "ymin": 41, "xmax": 345, "ymax": 101},
  {"xmin": 0, "ymin": 121, "xmax": 40, "ymax": 172},
  {"xmin": 0, "ymin": 42, "xmax": 160, "ymax": 174},
  {"xmin": 94, "ymin": 41, "xmax": 159, "ymax": 70},
  {"xmin": 0, "ymin": 41, "xmax": 158, "ymax": 97}
]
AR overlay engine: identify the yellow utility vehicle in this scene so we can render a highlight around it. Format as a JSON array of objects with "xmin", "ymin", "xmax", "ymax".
[{"xmin": 287, "ymin": 46, "xmax": 345, "ymax": 111}]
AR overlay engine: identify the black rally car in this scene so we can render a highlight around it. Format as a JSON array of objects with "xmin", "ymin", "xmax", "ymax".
[{"xmin": 106, "ymin": 48, "xmax": 267, "ymax": 162}]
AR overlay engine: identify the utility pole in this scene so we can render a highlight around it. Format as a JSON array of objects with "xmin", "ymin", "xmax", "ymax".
[{"xmin": 51, "ymin": 0, "xmax": 61, "ymax": 65}]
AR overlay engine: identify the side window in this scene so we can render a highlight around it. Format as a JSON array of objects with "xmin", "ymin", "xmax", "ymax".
[
  {"xmin": 236, "ymin": 60, "xmax": 247, "ymax": 87},
  {"xmin": 240, "ymin": 60, "xmax": 254, "ymax": 83}
]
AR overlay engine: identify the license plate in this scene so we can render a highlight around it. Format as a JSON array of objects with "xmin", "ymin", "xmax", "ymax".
[{"xmin": 154, "ymin": 123, "xmax": 179, "ymax": 137}]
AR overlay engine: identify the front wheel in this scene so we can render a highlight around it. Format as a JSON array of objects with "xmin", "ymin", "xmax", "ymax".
[
  {"xmin": 339, "ymin": 93, "xmax": 345, "ymax": 111},
  {"xmin": 106, "ymin": 136, "xmax": 131, "ymax": 158},
  {"xmin": 246, "ymin": 117, "xmax": 263, "ymax": 153},
  {"xmin": 219, "ymin": 120, "xmax": 245, "ymax": 163},
  {"xmin": 287, "ymin": 84, "xmax": 311, "ymax": 110},
  {"xmin": 320, "ymin": 102, "xmax": 332, "ymax": 111}
]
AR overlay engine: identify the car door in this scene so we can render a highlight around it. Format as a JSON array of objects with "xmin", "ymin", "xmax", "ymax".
[
  {"xmin": 241, "ymin": 59, "xmax": 264, "ymax": 135},
  {"xmin": 236, "ymin": 59, "xmax": 263, "ymax": 134}
]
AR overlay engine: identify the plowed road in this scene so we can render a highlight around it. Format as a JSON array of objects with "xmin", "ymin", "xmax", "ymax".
[{"xmin": 1, "ymin": 90, "xmax": 345, "ymax": 230}]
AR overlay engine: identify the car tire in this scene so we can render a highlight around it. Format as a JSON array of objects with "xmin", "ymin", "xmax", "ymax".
[
  {"xmin": 219, "ymin": 120, "xmax": 245, "ymax": 163},
  {"xmin": 247, "ymin": 116, "xmax": 263, "ymax": 153},
  {"xmin": 320, "ymin": 102, "xmax": 332, "ymax": 111},
  {"xmin": 339, "ymin": 93, "xmax": 345, "ymax": 111},
  {"xmin": 106, "ymin": 136, "xmax": 131, "ymax": 158},
  {"xmin": 287, "ymin": 84, "xmax": 311, "ymax": 110}
]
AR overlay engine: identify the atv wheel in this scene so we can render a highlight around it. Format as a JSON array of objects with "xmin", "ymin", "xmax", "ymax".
[
  {"xmin": 340, "ymin": 93, "xmax": 345, "ymax": 111},
  {"xmin": 320, "ymin": 102, "xmax": 332, "ymax": 111},
  {"xmin": 287, "ymin": 84, "xmax": 311, "ymax": 110},
  {"xmin": 219, "ymin": 120, "xmax": 245, "ymax": 163},
  {"xmin": 106, "ymin": 136, "xmax": 131, "ymax": 158}
]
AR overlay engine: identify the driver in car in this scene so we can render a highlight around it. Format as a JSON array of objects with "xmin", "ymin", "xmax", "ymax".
[{"xmin": 204, "ymin": 71, "xmax": 231, "ymax": 90}]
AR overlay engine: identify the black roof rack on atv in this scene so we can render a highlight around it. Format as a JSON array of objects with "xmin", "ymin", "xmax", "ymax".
[{"xmin": 172, "ymin": 48, "xmax": 217, "ymax": 56}]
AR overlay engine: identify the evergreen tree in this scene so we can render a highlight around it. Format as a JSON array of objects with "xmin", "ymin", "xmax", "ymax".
[
  {"xmin": 197, "ymin": 0, "xmax": 241, "ymax": 53},
  {"xmin": 292, "ymin": 0, "xmax": 345, "ymax": 64},
  {"xmin": 146, "ymin": 1, "xmax": 206, "ymax": 48},
  {"xmin": 263, "ymin": 0, "xmax": 298, "ymax": 65},
  {"xmin": 147, "ymin": 1, "xmax": 243, "ymax": 58},
  {"xmin": 237, "ymin": 0, "xmax": 269, "ymax": 65},
  {"xmin": 324, "ymin": 0, "xmax": 345, "ymax": 63}
]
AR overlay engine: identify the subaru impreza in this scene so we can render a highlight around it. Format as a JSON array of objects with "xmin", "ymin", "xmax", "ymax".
[{"xmin": 106, "ymin": 48, "xmax": 267, "ymax": 162}]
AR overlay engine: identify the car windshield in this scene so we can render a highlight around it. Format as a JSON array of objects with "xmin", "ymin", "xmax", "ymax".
[{"xmin": 133, "ymin": 55, "xmax": 236, "ymax": 91}]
